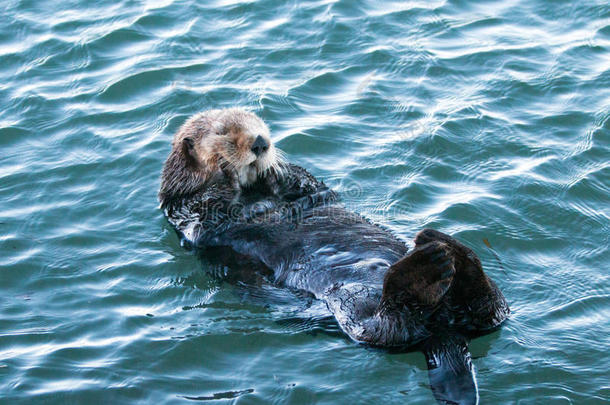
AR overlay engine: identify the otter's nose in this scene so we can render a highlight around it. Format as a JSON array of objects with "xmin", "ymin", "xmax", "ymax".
[{"xmin": 251, "ymin": 135, "xmax": 269, "ymax": 157}]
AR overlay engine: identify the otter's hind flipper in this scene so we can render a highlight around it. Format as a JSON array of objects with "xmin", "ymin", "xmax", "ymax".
[
  {"xmin": 414, "ymin": 229, "xmax": 510, "ymax": 331},
  {"xmin": 381, "ymin": 241, "xmax": 456, "ymax": 311},
  {"xmin": 422, "ymin": 334, "xmax": 478, "ymax": 405}
]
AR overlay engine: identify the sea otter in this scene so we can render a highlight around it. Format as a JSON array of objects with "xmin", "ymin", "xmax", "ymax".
[{"xmin": 159, "ymin": 108, "xmax": 509, "ymax": 405}]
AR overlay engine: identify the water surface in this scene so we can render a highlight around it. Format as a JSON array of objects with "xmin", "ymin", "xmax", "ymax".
[{"xmin": 1, "ymin": 0, "xmax": 609, "ymax": 403}]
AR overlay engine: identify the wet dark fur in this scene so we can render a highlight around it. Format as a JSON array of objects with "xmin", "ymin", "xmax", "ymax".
[
  {"xmin": 159, "ymin": 137, "xmax": 206, "ymax": 208},
  {"xmin": 159, "ymin": 116, "xmax": 215, "ymax": 208}
]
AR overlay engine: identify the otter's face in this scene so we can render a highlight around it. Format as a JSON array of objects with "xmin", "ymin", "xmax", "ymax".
[
  {"xmin": 181, "ymin": 110, "xmax": 282, "ymax": 187},
  {"xmin": 217, "ymin": 122, "xmax": 275, "ymax": 184}
]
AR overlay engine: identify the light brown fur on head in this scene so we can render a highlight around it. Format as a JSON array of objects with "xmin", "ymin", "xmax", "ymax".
[{"xmin": 159, "ymin": 108, "xmax": 284, "ymax": 207}]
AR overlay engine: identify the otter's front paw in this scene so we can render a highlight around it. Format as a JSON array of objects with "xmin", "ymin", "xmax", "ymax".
[{"xmin": 264, "ymin": 174, "xmax": 280, "ymax": 196}]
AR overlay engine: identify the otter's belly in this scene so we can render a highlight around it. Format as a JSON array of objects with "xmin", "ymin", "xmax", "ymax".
[
  {"xmin": 211, "ymin": 205, "xmax": 408, "ymax": 297},
  {"xmin": 280, "ymin": 252, "xmax": 394, "ymax": 298}
]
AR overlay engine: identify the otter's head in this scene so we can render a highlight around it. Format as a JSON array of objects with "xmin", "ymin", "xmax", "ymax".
[
  {"xmin": 159, "ymin": 108, "xmax": 283, "ymax": 207},
  {"xmin": 200, "ymin": 109, "xmax": 281, "ymax": 186}
]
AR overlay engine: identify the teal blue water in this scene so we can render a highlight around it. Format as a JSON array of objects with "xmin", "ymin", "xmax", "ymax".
[{"xmin": 1, "ymin": 0, "xmax": 609, "ymax": 403}]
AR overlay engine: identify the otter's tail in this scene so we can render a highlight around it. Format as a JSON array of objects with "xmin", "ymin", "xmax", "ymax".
[{"xmin": 422, "ymin": 334, "xmax": 478, "ymax": 405}]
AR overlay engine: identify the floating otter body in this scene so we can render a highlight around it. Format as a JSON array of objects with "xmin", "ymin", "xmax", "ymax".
[{"xmin": 159, "ymin": 109, "xmax": 509, "ymax": 404}]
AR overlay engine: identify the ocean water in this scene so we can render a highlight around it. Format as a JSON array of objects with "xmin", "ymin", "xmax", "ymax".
[{"xmin": 1, "ymin": 0, "xmax": 609, "ymax": 403}]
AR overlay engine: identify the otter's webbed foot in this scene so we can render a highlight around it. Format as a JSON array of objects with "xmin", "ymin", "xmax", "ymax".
[
  {"xmin": 414, "ymin": 229, "xmax": 488, "ymax": 299},
  {"xmin": 414, "ymin": 229, "xmax": 510, "ymax": 331},
  {"xmin": 381, "ymin": 241, "xmax": 456, "ymax": 313},
  {"xmin": 415, "ymin": 229, "xmax": 480, "ymax": 267}
]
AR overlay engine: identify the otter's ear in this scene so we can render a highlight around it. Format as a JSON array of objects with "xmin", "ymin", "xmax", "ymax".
[{"xmin": 181, "ymin": 137, "xmax": 199, "ymax": 169}]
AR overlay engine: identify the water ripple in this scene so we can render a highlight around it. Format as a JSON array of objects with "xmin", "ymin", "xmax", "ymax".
[{"xmin": 1, "ymin": 0, "xmax": 609, "ymax": 403}]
